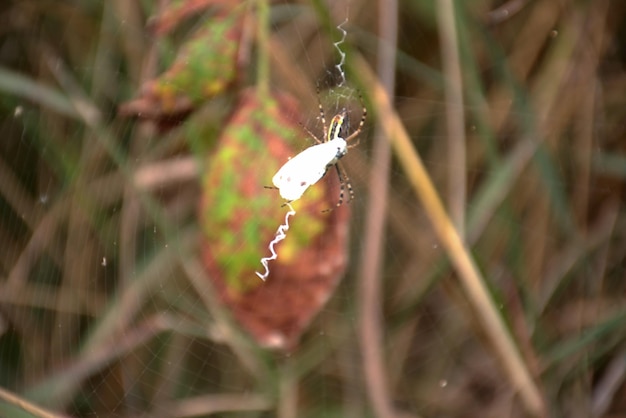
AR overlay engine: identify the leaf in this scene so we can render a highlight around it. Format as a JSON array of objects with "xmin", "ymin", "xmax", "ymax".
[
  {"xmin": 119, "ymin": 9, "xmax": 243, "ymax": 121},
  {"xmin": 199, "ymin": 89, "xmax": 351, "ymax": 349},
  {"xmin": 148, "ymin": 0, "xmax": 238, "ymax": 35}
]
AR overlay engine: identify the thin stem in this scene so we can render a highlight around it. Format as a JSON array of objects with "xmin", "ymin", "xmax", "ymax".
[
  {"xmin": 256, "ymin": 0, "xmax": 271, "ymax": 98},
  {"xmin": 353, "ymin": 54, "xmax": 547, "ymax": 418},
  {"xmin": 0, "ymin": 386, "xmax": 63, "ymax": 418},
  {"xmin": 357, "ymin": 0, "xmax": 399, "ymax": 417},
  {"xmin": 278, "ymin": 357, "xmax": 298, "ymax": 418},
  {"xmin": 437, "ymin": 0, "xmax": 467, "ymax": 238}
]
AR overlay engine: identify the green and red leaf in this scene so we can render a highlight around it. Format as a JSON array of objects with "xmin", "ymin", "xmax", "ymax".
[
  {"xmin": 199, "ymin": 88, "xmax": 351, "ymax": 349},
  {"xmin": 119, "ymin": 9, "xmax": 243, "ymax": 121}
]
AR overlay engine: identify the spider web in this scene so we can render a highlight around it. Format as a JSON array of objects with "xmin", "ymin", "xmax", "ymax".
[{"xmin": 1, "ymin": 1, "xmax": 626, "ymax": 417}]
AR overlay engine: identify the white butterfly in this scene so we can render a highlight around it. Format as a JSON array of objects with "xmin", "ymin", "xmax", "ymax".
[
  {"xmin": 269, "ymin": 94, "xmax": 367, "ymax": 207},
  {"xmin": 272, "ymin": 136, "xmax": 347, "ymax": 202}
]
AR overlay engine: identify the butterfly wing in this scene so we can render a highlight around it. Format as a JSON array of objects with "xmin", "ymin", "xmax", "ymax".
[{"xmin": 272, "ymin": 141, "xmax": 341, "ymax": 201}]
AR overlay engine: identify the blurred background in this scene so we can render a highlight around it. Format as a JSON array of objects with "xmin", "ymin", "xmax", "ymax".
[{"xmin": 1, "ymin": 0, "xmax": 626, "ymax": 417}]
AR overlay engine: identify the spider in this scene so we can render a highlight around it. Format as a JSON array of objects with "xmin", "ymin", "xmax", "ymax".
[{"xmin": 270, "ymin": 92, "xmax": 367, "ymax": 209}]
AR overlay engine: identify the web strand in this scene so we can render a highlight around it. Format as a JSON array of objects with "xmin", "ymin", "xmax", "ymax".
[
  {"xmin": 256, "ymin": 203, "xmax": 296, "ymax": 281},
  {"xmin": 333, "ymin": 16, "xmax": 348, "ymax": 87}
]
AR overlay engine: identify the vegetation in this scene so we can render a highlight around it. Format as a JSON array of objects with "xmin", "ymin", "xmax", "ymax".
[{"xmin": 0, "ymin": 0, "xmax": 625, "ymax": 417}]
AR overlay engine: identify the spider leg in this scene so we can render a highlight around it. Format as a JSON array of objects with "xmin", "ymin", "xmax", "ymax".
[
  {"xmin": 316, "ymin": 87, "xmax": 329, "ymax": 141},
  {"xmin": 299, "ymin": 122, "xmax": 324, "ymax": 145},
  {"xmin": 344, "ymin": 92, "xmax": 367, "ymax": 143},
  {"xmin": 338, "ymin": 162, "xmax": 355, "ymax": 204},
  {"xmin": 322, "ymin": 163, "xmax": 354, "ymax": 212},
  {"xmin": 347, "ymin": 137, "xmax": 361, "ymax": 149}
]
